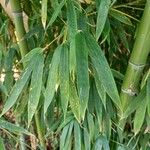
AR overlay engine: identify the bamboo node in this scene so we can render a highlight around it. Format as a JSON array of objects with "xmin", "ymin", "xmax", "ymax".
[
  {"xmin": 121, "ymin": 88, "xmax": 137, "ymax": 96},
  {"xmin": 129, "ymin": 61, "xmax": 145, "ymax": 70}
]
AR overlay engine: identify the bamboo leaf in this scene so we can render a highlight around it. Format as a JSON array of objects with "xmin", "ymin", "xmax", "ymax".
[
  {"xmin": 95, "ymin": 135, "xmax": 110, "ymax": 150},
  {"xmin": 46, "ymin": 0, "xmax": 65, "ymax": 29},
  {"xmin": 44, "ymin": 46, "xmax": 61, "ymax": 114},
  {"xmin": 60, "ymin": 121, "xmax": 74, "ymax": 150},
  {"xmin": 1, "ymin": 61, "xmax": 33, "ymax": 116},
  {"xmin": 74, "ymin": 121, "xmax": 81, "ymax": 150},
  {"xmin": 85, "ymin": 33, "xmax": 120, "ymax": 108},
  {"xmin": 109, "ymin": 9, "xmax": 132, "ymax": 26},
  {"xmin": 4, "ymin": 48, "xmax": 16, "ymax": 93},
  {"xmin": 94, "ymin": 69, "xmax": 106, "ymax": 108},
  {"xmin": 41, "ymin": 0, "xmax": 47, "ymax": 28},
  {"xmin": 75, "ymin": 31, "xmax": 89, "ymax": 119},
  {"xmin": 0, "ymin": 119, "xmax": 32, "ymax": 135},
  {"xmin": 28, "ymin": 54, "xmax": 44, "ymax": 126},
  {"xmin": 96, "ymin": 0, "xmax": 111, "ymax": 40},
  {"xmin": 67, "ymin": 0, "xmax": 77, "ymax": 72},
  {"xmin": 20, "ymin": 47, "xmax": 43, "ymax": 64},
  {"xmin": 59, "ymin": 43, "xmax": 69, "ymax": 118},
  {"xmin": 87, "ymin": 113, "xmax": 95, "ymax": 141},
  {"xmin": 147, "ymin": 76, "xmax": 150, "ymax": 117},
  {"xmin": 69, "ymin": 80, "xmax": 81, "ymax": 123},
  {"xmin": 63, "ymin": 121, "xmax": 74, "ymax": 149},
  {"xmin": 134, "ymin": 98, "xmax": 147, "ymax": 135},
  {"xmin": 84, "ymin": 128, "xmax": 91, "ymax": 150},
  {"xmin": 0, "ymin": 137, "xmax": 5, "ymax": 150}
]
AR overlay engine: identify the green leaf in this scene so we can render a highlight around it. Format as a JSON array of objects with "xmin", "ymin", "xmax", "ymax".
[
  {"xmin": 87, "ymin": 113, "xmax": 95, "ymax": 141},
  {"xmin": 0, "ymin": 137, "xmax": 5, "ymax": 150},
  {"xmin": 28, "ymin": 54, "xmax": 44, "ymax": 126},
  {"xmin": 63, "ymin": 121, "xmax": 74, "ymax": 150},
  {"xmin": 147, "ymin": 76, "xmax": 150, "ymax": 117},
  {"xmin": 0, "ymin": 49, "xmax": 2, "ymax": 70},
  {"xmin": 46, "ymin": 0, "xmax": 65, "ymax": 29},
  {"xmin": 41, "ymin": 0, "xmax": 47, "ymax": 28},
  {"xmin": 60, "ymin": 121, "xmax": 74, "ymax": 150},
  {"xmin": 44, "ymin": 46, "xmax": 61, "ymax": 114},
  {"xmin": 95, "ymin": 135, "xmax": 110, "ymax": 150},
  {"xmin": 85, "ymin": 32, "xmax": 120, "ymax": 108},
  {"xmin": 20, "ymin": 47, "xmax": 43, "ymax": 64},
  {"xmin": 67, "ymin": 0, "xmax": 77, "ymax": 72},
  {"xmin": 75, "ymin": 31, "xmax": 89, "ymax": 119},
  {"xmin": 59, "ymin": 43, "xmax": 69, "ymax": 118},
  {"xmin": 84, "ymin": 128, "xmax": 91, "ymax": 150},
  {"xmin": 111, "ymin": 69, "xmax": 124, "ymax": 81},
  {"xmin": 109, "ymin": 9, "xmax": 132, "ymax": 26},
  {"xmin": 4, "ymin": 48, "xmax": 16, "ymax": 93},
  {"xmin": 96, "ymin": 0, "xmax": 111, "ymax": 40},
  {"xmin": 94, "ymin": 69, "xmax": 106, "ymax": 108},
  {"xmin": 134, "ymin": 98, "xmax": 147, "ymax": 135},
  {"xmin": 0, "ymin": 83, "xmax": 8, "ymax": 96},
  {"xmin": 74, "ymin": 121, "xmax": 81, "ymax": 150},
  {"xmin": 1, "ymin": 60, "xmax": 33, "ymax": 116},
  {"xmin": 69, "ymin": 80, "xmax": 81, "ymax": 123},
  {"xmin": 0, "ymin": 119, "xmax": 32, "ymax": 135}
]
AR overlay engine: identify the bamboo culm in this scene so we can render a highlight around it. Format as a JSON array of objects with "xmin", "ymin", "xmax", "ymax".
[
  {"xmin": 10, "ymin": 0, "xmax": 28, "ymax": 57},
  {"xmin": 120, "ymin": 0, "xmax": 150, "ymax": 111}
]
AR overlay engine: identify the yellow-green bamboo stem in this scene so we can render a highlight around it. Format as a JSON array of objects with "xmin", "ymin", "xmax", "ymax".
[
  {"xmin": 10, "ymin": 0, "xmax": 28, "ymax": 57},
  {"xmin": 120, "ymin": 0, "xmax": 150, "ymax": 111}
]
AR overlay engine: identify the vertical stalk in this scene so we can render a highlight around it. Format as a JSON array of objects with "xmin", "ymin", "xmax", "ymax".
[
  {"xmin": 120, "ymin": 0, "xmax": 150, "ymax": 111},
  {"xmin": 10, "ymin": 0, "xmax": 28, "ymax": 57}
]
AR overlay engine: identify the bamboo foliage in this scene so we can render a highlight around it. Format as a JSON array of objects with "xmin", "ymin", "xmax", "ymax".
[{"xmin": 0, "ymin": 0, "xmax": 150, "ymax": 149}]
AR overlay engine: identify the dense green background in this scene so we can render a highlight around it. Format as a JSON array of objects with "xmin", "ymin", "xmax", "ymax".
[{"xmin": 0, "ymin": 0, "xmax": 150, "ymax": 149}]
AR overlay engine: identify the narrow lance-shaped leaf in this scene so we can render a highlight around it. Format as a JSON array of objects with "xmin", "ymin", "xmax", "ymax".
[
  {"xmin": 0, "ymin": 137, "xmax": 5, "ymax": 150},
  {"xmin": 69, "ymin": 80, "xmax": 81, "ymax": 122},
  {"xmin": 74, "ymin": 121, "xmax": 81, "ymax": 150},
  {"xmin": 94, "ymin": 135, "xmax": 110, "ymax": 150},
  {"xmin": 134, "ymin": 98, "xmax": 147, "ymax": 135},
  {"xmin": 28, "ymin": 54, "xmax": 44, "ymax": 126},
  {"xmin": 41, "ymin": 0, "xmax": 47, "ymax": 28},
  {"xmin": 94, "ymin": 69, "xmax": 106, "ymax": 108},
  {"xmin": 96, "ymin": 0, "xmax": 111, "ymax": 40},
  {"xmin": 60, "ymin": 121, "xmax": 74, "ymax": 150},
  {"xmin": 147, "ymin": 76, "xmax": 150, "ymax": 117},
  {"xmin": 84, "ymin": 128, "xmax": 91, "ymax": 150},
  {"xmin": 46, "ymin": 0, "xmax": 65, "ymax": 30},
  {"xmin": 1, "ymin": 60, "xmax": 33, "ymax": 116},
  {"xmin": 44, "ymin": 46, "xmax": 61, "ymax": 114},
  {"xmin": 67, "ymin": 0, "xmax": 77, "ymax": 72},
  {"xmin": 109, "ymin": 8, "xmax": 132, "ymax": 26},
  {"xmin": 85, "ymin": 32, "xmax": 120, "ymax": 108},
  {"xmin": 75, "ymin": 31, "xmax": 89, "ymax": 119},
  {"xmin": 0, "ymin": 119, "xmax": 32, "ymax": 135},
  {"xmin": 59, "ymin": 43, "xmax": 69, "ymax": 118},
  {"xmin": 63, "ymin": 121, "xmax": 74, "ymax": 149}
]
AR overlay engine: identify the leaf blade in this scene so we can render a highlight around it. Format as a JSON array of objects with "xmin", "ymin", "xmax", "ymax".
[{"xmin": 96, "ymin": 0, "xmax": 111, "ymax": 40}]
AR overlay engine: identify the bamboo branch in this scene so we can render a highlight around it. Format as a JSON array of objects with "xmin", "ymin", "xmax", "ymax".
[{"xmin": 120, "ymin": 0, "xmax": 150, "ymax": 111}]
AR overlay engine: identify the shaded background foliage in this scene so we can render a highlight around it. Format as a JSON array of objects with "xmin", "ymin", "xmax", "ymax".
[{"xmin": 0, "ymin": 0, "xmax": 150, "ymax": 149}]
